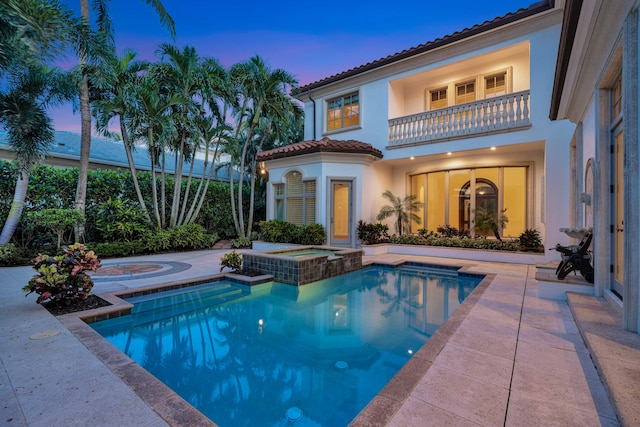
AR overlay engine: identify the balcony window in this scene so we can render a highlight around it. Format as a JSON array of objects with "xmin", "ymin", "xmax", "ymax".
[
  {"xmin": 485, "ymin": 73, "xmax": 506, "ymax": 98},
  {"xmin": 327, "ymin": 92, "xmax": 359, "ymax": 131},
  {"xmin": 430, "ymin": 88, "xmax": 447, "ymax": 109},
  {"xmin": 455, "ymin": 82, "xmax": 475, "ymax": 104}
]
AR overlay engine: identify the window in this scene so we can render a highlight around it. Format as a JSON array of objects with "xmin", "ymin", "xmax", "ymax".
[
  {"xmin": 274, "ymin": 172, "xmax": 316, "ymax": 225},
  {"xmin": 455, "ymin": 81, "xmax": 475, "ymax": 104},
  {"xmin": 411, "ymin": 166, "xmax": 528, "ymax": 237},
  {"xmin": 485, "ymin": 73, "xmax": 506, "ymax": 98},
  {"xmin": 327, "ymin": 92, "xmax": 359, "ymax": 131},
  {"xmin": 430, "ymin": 88, "xmax": 447, "ymax": 109}
]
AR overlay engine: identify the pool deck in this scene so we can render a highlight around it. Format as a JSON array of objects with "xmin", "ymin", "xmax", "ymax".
[{"xmin": 1, "ymin": 249, "xmax": 636, "ymax": 426}]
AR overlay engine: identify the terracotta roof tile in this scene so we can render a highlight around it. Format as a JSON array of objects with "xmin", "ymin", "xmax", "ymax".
[
  {"xmin": 296, "ymin": 1, "xmax": 552, "ymax": 93},
  {"xmin": 257, "ymin": 137, "xmax": 383, "ymax": 161}
]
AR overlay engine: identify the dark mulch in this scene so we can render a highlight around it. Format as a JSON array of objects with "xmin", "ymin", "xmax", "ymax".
[{"xmin": 43, "ymin": 295, "xmax": 112, "ymax": 316}]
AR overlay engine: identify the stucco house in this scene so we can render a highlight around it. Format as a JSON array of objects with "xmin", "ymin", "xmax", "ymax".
[
  {"xmin": 259, "ymin": 0, "xmax": 574, "ymax": 258},
  {"xmin": 550, "ymin": 0, "xmax": 640, "ymax": 333}
]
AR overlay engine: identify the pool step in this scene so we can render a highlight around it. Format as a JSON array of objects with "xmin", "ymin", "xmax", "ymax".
[{"xmin": 130, "ymin": 285, "xmax": 250, "ymax": 325}]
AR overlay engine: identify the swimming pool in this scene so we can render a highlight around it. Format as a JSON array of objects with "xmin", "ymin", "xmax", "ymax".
[{"xmin": 91, "ymin": 264, "xmax": 483, "ymax": 426}]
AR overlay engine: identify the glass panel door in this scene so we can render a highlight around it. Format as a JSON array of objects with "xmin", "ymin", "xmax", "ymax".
[
  {"xmin": 330, "ymin": 181, "xmax": 352, "ymax": 246},
  {"xmin": 613, "ymin": 128, "xmax": 624, "ymax": 295}
]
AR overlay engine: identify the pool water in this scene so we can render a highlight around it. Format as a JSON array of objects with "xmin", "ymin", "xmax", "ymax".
[
  {"xmin": 91, "ymin": 264, "xmax": 482, "ymax": 427},
  {"xmin": 276, "ymin": 249, "xmax": 339, "ymax": 258}
]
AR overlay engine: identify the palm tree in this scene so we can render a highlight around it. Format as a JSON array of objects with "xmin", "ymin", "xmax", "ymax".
[
  {"xmin": 376, "ymin": 190, "xmax": 423, "ymax": 235},
  {"xmin": 128, "ymin": 75, "xmax": 180, "ymax": 228},
  {"xmin": 153, "ymin": 44, "xmax": 208, "ymax": 228},
  {"xmin": 229, "ymin": 56, "xmax": 300, "ymax": 238},
  {"xmin": 92, "ymin": 49, "xmax": 152, "ymax": 222},
  {"xmin": 74, "ymin": 0, "xmax": 175, "ymax": 241},
  {"xmin": 0, "ymin": 0, "xmax": 76, "ymax": 71},
  {"xmin": 0, "ymin": 66, "xmax": 76, "ymax": 244}
]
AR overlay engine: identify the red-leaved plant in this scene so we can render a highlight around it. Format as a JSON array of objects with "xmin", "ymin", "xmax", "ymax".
[{"xmin": 23, "ymin": 243, "xmax": 101, "ymax": 305}]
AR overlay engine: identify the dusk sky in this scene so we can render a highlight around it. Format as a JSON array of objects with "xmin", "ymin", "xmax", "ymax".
[{"xmin": 53, "ymin": 0, "xmax": 535, "ymax": 133}]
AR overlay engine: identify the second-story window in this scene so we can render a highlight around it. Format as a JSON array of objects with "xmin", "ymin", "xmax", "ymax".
[
  {"xmin": 327, "ymin": 92, "xmax": 359, "ymax": 131},
  {"xmin": 455, "ymin": 81, "xmax": 475, "ymax": 104},
  {"xmin": 430, "ymin": 88, "xmax": 447, "ymax": 109},
  {"xmin": 485, "ymin": 73, "xmax": 506, "ymax": 98}
]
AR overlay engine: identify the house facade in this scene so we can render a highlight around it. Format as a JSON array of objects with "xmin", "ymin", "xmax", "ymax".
[
  {"xmin": 550, "ymin": 0, "xmax": 640, "ymax": 333},
  {"xmin": 259, "ymin": 1, "xmax": 575, "ymax": 258}
]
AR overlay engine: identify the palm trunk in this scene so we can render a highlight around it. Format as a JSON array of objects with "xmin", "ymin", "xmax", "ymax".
[
  {"xmin": 148, "ymin": 129, "xmax": 161, "ymax": 228},
  {"xmin": 161, "ymin": 152, "xmax": 166, "ymax": 228},
  {"xmin": 121, "ymin": 120, "xmax": 151, "ymax": 222},
  {"xmin": 177, "ymin": 150, "xmax": 196, "ymax": 226},
  {"xmin": 0, "ymin": 170, "xmax": 29, "ymax": 245},
  {"xmin": 237, "ymin": 120, "xmax": 258, "ymax": 237},
  {"xmin": 246, "ymin": 125, "xmax": 270, "ymax": 238},
  {"xmin": 170, "ymin": 130, "xmax": 186, "ymax": 228},
  {"xmin": 187, "ymin": 142, "xmax": 219, "ymax": 224},
  {"xmin": 75, "ymin": 0, "xmax": 91, "ymax": 242}
]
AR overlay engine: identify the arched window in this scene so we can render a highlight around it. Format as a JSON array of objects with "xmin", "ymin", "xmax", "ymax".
[
  {"xmin": 273, "ymin": 172, "xmax": 316, "ymax": 225},
  {"xmin": 459, "ymin": 178, "xmax": 498, "ymax": 231}
]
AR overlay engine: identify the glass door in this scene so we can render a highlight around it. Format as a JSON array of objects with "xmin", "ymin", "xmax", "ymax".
[
  {"xmin": 613, "ymin": 128, "xmax": 624, "ymax": 296},
  {"xmin": 330, "ymin": 181, "xmax": 352, "ymax": 246}
]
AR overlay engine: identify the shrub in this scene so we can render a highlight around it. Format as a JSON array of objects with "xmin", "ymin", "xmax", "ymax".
[
  {"xmin": 231, "ymin": 236, "xmax": 252, "ymax": 249},
  {"xmin": 169, "ymin": 224, "xmax": 212, "ymax": 250},
  {"xmin": 25, "ymin": 209, "xmax": 84, "ymax": 249},
  {"xmin": 357, "ymin": 220, "xmax": 390, "ymax": 245},
  {"xmin": 390, "ymin": 234, "xmax": 427, "ymax": 245},
  {"xmin": 435, "ymin": 225, "xmax": 470, "ymax": 238},
  {"xmin": 23, "ymin": 243, "xmax": 101, "ymax": 305},
  {"xmin": 220, "ymin": 250, "xmax": 242, "ymax": 273},
  {"xmin": 258, "ymin": 220, "xmax": 300, "ymax": 243},
  {"xmin": 96, "ymin": 197, "xmax": 149, "ymax": 242},
  {"xmin": 0, "ymin": 243, "xmax": 27, "ymax": 266},
  {"xmin": 90, "ymin": 240, "xmax": 146, "ymax": 258},
  {"xmin": 142, "ymin": 229, "xmax": 172, "ymax": 253},
  {"xmin": 297, "ymin": 224, "xmax": 326, "ymax": 245},
  {"xmin": 518, "ymin": 229, "xmax": 544, "ymax": 252}
]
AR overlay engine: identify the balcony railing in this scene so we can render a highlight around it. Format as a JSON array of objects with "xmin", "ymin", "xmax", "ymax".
[{"xmin": 388, "ymin": 90, "xmax": 530, "ymax": 147}]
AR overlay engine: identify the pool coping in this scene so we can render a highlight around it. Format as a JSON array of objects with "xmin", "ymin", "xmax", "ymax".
[{"xmin": 59, "ymin": 263, "xmax": 494, "ymax": 427}]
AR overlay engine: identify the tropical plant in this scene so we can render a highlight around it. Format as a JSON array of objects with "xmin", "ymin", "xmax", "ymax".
[
  {"xmin": 473, "ymin": 208, "xmax": 508, "ymax": 241},
  {"xmin": 228, "ymin": 56, "xmax": 301, "ymax": 239},
  {"xmin": 0, "ymin": 65, "xmax": 76, "ymax": 245},
  {"xmin": 91, "ymin": 49, "xmax": 152, "ymax": 222},
  {"xmin": 0, "ymin": 243, "xmax": 26, "ymax": 266},
  {"xmin": 297, "ymin": 223, "xmax": 326, "ymax": 245},
  {"xmin": 0, "ymin": 0, "xmax": 76, "ymax": 71},
  {"xmin": 73, "ymin": 0, "xmax": 175, "ymax": 241},
  {"xmin": 357, "ymin": 220, "xmax": 390, "ymax": 245},
  {"xmin": 231, "ymin": 236, "xmax": 252, "ymax": 249},
  {"xmin": 518, "ymin": 228, "xmax": 543, "ymax": 252},
  {"xmin": 96, "ymin": 197, "xmax": 149, "ymax": 242},
  {"xmin": 220, "ymin": 250, "xmax": 243, "ymax": 274},
  {"xmin": 376, "ymin": 190, "xmax": 423, "ymax": 235},
  {"xmin": 26, "ymin": 208, "xmax": 84, "ymax": 250},
  {"xmin": 23, "ymin": 243, "xmax": 101, "ymax": 305}
]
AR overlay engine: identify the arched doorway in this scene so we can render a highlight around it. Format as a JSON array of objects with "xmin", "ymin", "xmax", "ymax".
[{"xmin": 459, "ymin": 178, "xmax": 498, "ymax": 231}]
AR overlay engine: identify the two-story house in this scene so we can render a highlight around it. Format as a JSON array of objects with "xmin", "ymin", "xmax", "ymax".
[{"xmin": 258, "ymin": 0, "xmax": 575, "ymax": 259}]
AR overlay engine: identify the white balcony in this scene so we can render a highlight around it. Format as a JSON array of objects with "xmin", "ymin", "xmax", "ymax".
[{"xmin": 388, "ymin": 90, "xmax": 531, "ymax": 148}]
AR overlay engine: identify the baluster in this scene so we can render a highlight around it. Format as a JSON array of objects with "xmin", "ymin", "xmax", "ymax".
[
  {"xmin": 515, "ymin": 94, "xmax": 523, "ymax": 126},
  {"xmin": 507, "ymin": 96, "xmax": 514, "ymax": 126},
  {"xmin": 501, "ymin": 97, "xmax": 507, "ymax": 128},
  {"xmin": 523, "ymin": 92, "xmax": 529, "ymax": 125}
]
